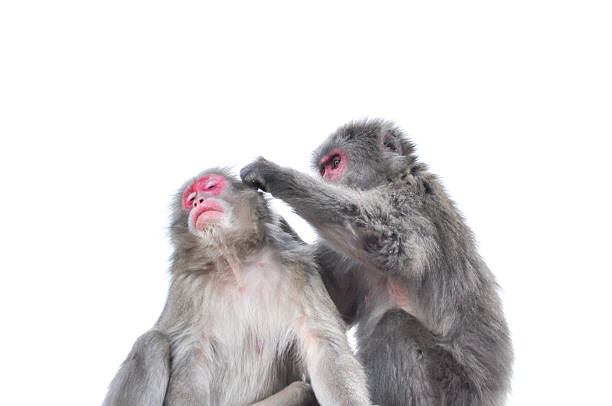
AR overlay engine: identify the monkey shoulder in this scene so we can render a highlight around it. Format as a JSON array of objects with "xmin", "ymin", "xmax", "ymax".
[
  {"xmin": 386, "ymin": 177, "xmax": 432, "ymax": 208},
  {"xmin": 275, "ymin": 243, "xmax": 319, "ymax": 278},
  {"xmin": 264, "ymin": 227, "xmax": 323, "ymax": 285},
  {"xmin": 364, "ymin": 172, "xmax": 450, "ymax": 229},
  {"xmin": 358, "ymin": 186, "xmax": 424, "ymax": 233}
]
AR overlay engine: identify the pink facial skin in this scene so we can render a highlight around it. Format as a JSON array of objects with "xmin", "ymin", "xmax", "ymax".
[
  {"xmin": 182, "ymin": 174, "xmax": 227, "ymax": 210},
  {"xmin": 181, "ymin": 174, "xmax": 227, "ymax": 230},
  {"xmin": 319, "ymin": 149, "xmax": 347, "ymax": 182}
]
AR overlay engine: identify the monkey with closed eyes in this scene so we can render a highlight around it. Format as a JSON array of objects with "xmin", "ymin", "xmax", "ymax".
[
  {"xmin": 241, "ymin": 120, "xmax": 513, "ymax": 406},
  {"xmin": 102, "ymin": 168, "xmax": 372, "ymax": 406}
]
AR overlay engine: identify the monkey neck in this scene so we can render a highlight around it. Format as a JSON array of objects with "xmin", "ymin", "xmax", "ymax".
[{"xmin": 171, "ymin": 223, "xmax": 268, "ymax": 276}]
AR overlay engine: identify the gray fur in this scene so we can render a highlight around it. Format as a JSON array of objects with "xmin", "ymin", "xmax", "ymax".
[
  {"xmin": 102, "ymin": 168, "xmax": 372, "ymax": 406},
  {"xmin": 240, "ymin": 119, "xmax": 513, "ymax": 406}
]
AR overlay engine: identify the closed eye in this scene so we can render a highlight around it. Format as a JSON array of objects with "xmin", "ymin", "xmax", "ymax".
[{"xmin": 182, "ymin": 190, "xmax": 197, "ymax": 210}]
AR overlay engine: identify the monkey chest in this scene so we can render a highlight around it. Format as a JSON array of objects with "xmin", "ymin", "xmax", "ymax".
[{"xmin": 182, "ymin": 263, "xmax": 300, "ymax": 404}]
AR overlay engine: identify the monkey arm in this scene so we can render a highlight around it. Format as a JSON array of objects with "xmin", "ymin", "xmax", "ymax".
[
  {"xmin": 250, "ymin": 381, "xmax": 317, "ymax": 406},
  {"xmin": 294, "ymin": 274, "xmax": 372, "ymax": 406},
  {"xmin": 241, "ymin": 158, "xmax": 433, "ymax": 275},
  {"xmin": 241, "ymin": 158, "xmax": 357, "ymax": 223},
  {"xmin": 102, "ymin": 330, "xmax": 171, "ymax": 406},
  {"xmin": 314, "ymin": 243, "xmax": 362, "ymax": 325}
]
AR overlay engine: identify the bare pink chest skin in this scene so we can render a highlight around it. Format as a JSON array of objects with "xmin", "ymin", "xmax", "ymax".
[
  {"xmin": 386, "ymin": 277, "xmax": 413, "ymax": 315},
  {"xmin": 182, "ymin": 174, "xmax": 227, "ymax": 229},
  {"xmin": 319, "ymin": 149, "xmax": 347, "ymax": 182}
]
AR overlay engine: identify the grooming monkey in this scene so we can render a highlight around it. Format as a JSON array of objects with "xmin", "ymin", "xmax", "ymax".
[
  {"xmin": 102, "ymin": 168, "xmax": 372, "ymax": 406},
  {"xmin": 241, "ymin": 120, "xmax": 513, "ymax": 406}
]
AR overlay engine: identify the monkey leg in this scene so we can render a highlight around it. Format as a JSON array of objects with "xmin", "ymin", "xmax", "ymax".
[
  {"xmin": 251, "ymin": 381, "xmax": 317, "ymax": 406},
  {"xmin": 102, "ymin": 330, "xmax": 171, "ymax": 406},
  {"xmin": 358, "ymin": 309, "xmax": 443, "ymax": 406}
]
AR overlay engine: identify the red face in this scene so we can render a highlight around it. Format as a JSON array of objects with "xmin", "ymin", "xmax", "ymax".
[
  {"xmin": 319, "ymin": 149, "xmax": 347, "ymax": 182},
  {"xmin": 181, "ymin": 174, "xmax": 227, "ymax": 230}
]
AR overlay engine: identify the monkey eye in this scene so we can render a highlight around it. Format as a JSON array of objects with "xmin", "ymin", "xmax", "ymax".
[
  {"xmin": 181, "ymin": 189, "xmax": 197, "ymax": 210},
  {"xmin": 187, "ymin": 191, "xmax": 196, "ymax": 202},
  {"xmin": 332, "ymin": 156, "xmax": 341, "ymax": 169},
  {"xmin": 319, "ymin": 150, "xmax": 345, "ymax": 180},
  {"xmin": 205, "ymin": 180, "xmax": 217, "ymax": 190}
]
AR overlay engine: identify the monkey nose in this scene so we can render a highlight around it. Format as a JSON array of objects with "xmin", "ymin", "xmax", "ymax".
[{"xmin": 193, "ymin": 196, "xmax": 206, "ymax": 208}]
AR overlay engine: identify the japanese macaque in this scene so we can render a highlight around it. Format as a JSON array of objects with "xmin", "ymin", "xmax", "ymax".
[
  {"xmin": 102, "ymin": 168, "xmax": 372, "ymax": 406},
  {"xmin": 241, "ymin": 120, "xmax": 513, "ymax": 406}
]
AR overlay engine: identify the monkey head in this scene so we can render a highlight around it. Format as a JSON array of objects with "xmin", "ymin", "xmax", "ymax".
[
  {"xmin": 170, "ymin": 168, "xmax": 270, "ymax": 257},
  {"xmin": 312, "ymin": 119, "xmax": 417, "ymax": 190}
]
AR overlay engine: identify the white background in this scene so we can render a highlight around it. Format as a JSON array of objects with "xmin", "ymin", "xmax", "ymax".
[{"xmin": 1, "ymin": 1, "xmax": 611, "ymax": 405}]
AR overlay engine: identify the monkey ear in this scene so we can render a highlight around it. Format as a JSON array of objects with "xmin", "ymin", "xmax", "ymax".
[{"xmin": 381, "ymin": 132, "xmax": 402, "ymax": 155}]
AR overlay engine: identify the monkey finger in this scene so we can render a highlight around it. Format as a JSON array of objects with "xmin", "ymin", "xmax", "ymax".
[{"xmin": 240, "ymin": 163, "xmax": 268, "ymax": 192}]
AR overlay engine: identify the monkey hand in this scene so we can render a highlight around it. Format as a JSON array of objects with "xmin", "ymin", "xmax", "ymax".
[{"xmin": 240, "ymin": 157, "xmax": 280, "ymax": 192}]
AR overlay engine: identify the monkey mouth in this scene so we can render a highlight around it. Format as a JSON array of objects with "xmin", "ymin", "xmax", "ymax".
[{"xmin": 191, "ymin": 202, "xmax": 224, "ymax": 230}]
